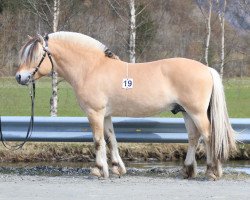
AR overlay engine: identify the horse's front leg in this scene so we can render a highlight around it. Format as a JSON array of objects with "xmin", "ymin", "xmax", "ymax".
[
  {"xmin": 104, "ymin": 116, "xmax": 126, "ymax": 177},
  {"xmin": 88, "ymin": 111, "xmax": 109, "ymax": 178}
]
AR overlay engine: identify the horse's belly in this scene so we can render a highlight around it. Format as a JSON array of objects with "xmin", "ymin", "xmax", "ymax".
[
  {"xmin": 127, "ymin": 100, "xmax": 172, "ymax": 117},
  {"xmin": 108, "ymin": 93, "xmax": 174, "ymax": 117}
]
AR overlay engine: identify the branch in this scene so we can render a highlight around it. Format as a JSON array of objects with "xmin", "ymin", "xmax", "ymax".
[
  {"xmin": 135, "ymin": 1, "xmax": 151, "ymax": 17},
  {"xmin": 195, "ymin": 0, "xmax": 208, "ymax": 24},
  {"xmin": 107, "ymin": 0, "xmax": 129, "ymax": 25},
  {"xmin": 42, "ymin": 0, "xmax": 53, "ymax": 16}
]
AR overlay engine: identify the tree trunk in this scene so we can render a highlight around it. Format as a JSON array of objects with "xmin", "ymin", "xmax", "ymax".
[
  {"xmin": 205, "ymin": 0, "xmax": 212, "ymax": 66},
  {"xmin": 217, "ymin": 0, "xmax": 227, "ymax": 79},
  {"xmin": 50, "ymin": 0, "xmax": 60, "ymax": 117},
  {"xmin": 129, "ymin": 0, "xmax": 136, "ymax": 63}
]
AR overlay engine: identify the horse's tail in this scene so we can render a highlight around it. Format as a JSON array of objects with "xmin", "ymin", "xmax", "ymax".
[{"xmin": 209, "ymin": 68, "xmax": 236, "ymax": 161}]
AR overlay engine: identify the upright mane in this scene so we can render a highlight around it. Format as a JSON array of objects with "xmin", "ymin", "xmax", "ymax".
[{"xmin": 49, "ymin": 31, "xmax": 119, "ymax": 59}]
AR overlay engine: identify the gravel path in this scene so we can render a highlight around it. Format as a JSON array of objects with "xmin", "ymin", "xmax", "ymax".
[{"xmin": 0, "ymin": 174, "xmax": 250, "ymax": 200}]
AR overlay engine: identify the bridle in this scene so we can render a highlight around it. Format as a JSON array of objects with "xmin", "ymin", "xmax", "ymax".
[
  {"xmin": 31, "ymin": 34, "xmax": 54, "ymax": 79},
  {"xmin": 0, "ymin": 34, "xmax": 54, "ymax": 150}
]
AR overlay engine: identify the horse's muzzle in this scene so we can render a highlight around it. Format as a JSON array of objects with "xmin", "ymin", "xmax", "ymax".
[{"xmin": 15, "ymin": 72, "xmax": 31, "ymax": 85}]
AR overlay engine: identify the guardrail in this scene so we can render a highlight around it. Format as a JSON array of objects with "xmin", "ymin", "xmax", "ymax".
[{"xmin": 0, "ymin": 117, "xmax": 250, "ymax": 143}]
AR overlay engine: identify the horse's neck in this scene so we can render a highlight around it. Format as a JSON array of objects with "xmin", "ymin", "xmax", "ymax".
[{"xmin": 50, "ymin": 42, "xmax": 100, "ymax": 88}]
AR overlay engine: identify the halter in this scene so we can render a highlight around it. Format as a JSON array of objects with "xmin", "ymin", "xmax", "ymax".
[
  {"xmin": 0, "ymin": 34, "xmax": 54, "ymax": 150},
  {"xmin": 31, "ymin": 34, "xmax": 54, "ymax": 79}
]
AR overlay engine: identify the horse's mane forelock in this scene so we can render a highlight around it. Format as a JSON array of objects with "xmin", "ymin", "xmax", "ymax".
[{"xmin": 20, "ymin": 36, "xmax": 43, "ymax": 65}]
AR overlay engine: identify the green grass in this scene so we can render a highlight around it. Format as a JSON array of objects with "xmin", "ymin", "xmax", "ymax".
[
  {"xmin": 0, "ymin": 77, "xmax": 82, "ymax": 116},
  {"xmin": 0, "ymin": 77, "xmax": 250, "ymax": 117}
]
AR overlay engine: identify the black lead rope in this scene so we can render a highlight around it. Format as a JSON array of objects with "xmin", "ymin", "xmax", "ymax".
[
  {"xmin": 0, "ymin": 81, "xmax": 36, "ymax": 150},
  {"xmin": 0, "ymin": 34, "xmax": 52, "ymax": 150}
]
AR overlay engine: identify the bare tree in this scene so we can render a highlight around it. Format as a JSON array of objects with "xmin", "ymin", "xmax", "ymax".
[
  {"xmin": 24, "ymin": 0, "xmax": 60, "ymax": 116},
  {"xmin": 22, "ymin": 0, "xmax": 82, "ymax": 116},
  {"xmin": 50, "ymin": 0, "xmax": 60, "ymax": 117},
  {"xmin": 53, "ymin": 0, "xmax": 60, "ymax": 32},
  {"xmin": 129, "ymin": 0, "xmax": 136, "ymax": 63},
  {"xmin": 107, "ymin": 0, "xmax": 151, "ymax": 63},
  {"xmin": 196, "ymin": 0, "xmax": 213, "ymax": 66},
  {"xmin": 205, "ymin": 0, "xmax": 213, "ymax": 66},
  {"xmin": 216, "ymin": 0, "xmax": 227, "ymax": 78}
]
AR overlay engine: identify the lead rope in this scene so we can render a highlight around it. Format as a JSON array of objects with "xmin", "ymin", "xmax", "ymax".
[
  {"xmin": 0, "ymin": 34, "xmax": 52, "ymax": 150},
  {"xmin": 0, "ymin": 80, "xmax": 35, "ymax": 150}
]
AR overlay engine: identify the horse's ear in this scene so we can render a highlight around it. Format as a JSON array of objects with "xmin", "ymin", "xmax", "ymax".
[
  {"xmin": 27, "ymin": 35, "xmax": 32, "ymax": 40},
  {"xmin": 37, "ymin": 34, "xmax": 45, "ymax": 46}
]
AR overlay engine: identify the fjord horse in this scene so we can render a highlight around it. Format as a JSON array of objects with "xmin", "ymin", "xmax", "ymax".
[{"xmin": 16, "ymin": 32, "xmax": 236, "ymax": 180}]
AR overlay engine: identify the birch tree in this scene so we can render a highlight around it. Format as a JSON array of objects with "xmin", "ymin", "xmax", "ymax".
[
  {"xmin": 205, "ymin": 0, "xmax": 212, "ymax": 66},
  {"xmin": 22, "ymin": 0, "xmax": 81, "ymax": 116},
  {"xmin": 50, "ymin": 0, "xmax": 60, "ymax": 117},
  {"xmin": 196, "ymin": 0, "xmax": 213, "ymax": 66},
  {"xmin": 108, "ymin": 0, "xmax": 151, "ymax": 63},
  {"xmin": 129, "ymin": 0, "xmax": 136, "ymax": 63},
  {"xmin": 216, "ymin": 0, "xmax": 227, "ymax": 78}
]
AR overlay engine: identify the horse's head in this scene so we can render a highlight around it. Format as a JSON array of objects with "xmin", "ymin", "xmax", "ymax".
[{"xmin": 16, "ymin": 34, "xmax": 52, "ymax": 85}]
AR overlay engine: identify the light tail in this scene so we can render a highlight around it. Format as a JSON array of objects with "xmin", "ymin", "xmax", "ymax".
[{"xmin": 209, "ymin": 68, "xmax": 236, "ymax": 161}]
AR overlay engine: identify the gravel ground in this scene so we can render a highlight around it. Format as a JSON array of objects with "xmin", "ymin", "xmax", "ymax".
[{"xmin": 0, "ymin": 174, "xmax": 250, "ymax": 200}]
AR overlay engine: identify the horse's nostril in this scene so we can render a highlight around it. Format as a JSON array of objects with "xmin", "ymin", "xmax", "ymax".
[{"xmin": 15, "ymin": 74, "xmax": 21, "ymax": 83}]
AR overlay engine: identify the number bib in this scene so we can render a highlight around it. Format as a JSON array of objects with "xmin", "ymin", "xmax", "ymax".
[{"xmin": 122, "ymin": 78, "xmax": 133, "ymax": 89}]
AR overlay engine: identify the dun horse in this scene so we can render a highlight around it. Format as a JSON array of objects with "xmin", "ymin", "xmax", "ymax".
[{"xmin": 16, "ymin": 32, "xmax": 236, "ymax": 180}]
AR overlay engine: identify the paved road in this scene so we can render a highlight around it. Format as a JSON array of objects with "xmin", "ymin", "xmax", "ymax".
[{"xmin": 0, "ymin": 174, "xmax": 250, "ymax": 200}]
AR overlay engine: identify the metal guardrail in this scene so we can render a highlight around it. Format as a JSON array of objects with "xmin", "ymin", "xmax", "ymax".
[{"xmin": 0, "ymin": 117, "xmax": 250, "ymax": 143}]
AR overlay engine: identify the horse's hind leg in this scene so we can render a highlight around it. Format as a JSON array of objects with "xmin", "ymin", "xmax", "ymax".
[
  {"xmin": 191, "ymin": 113, "xmax": 222, "ymax": 180},
  {"xmin": 88, "ymin": 111, "xmax": 109, "ymax": 178},
  {"xmin": 182, "ymin": 112, "xmax": 201, "ymax": 179},
  {"xmin": 104, "ymin": 116, "xmax": 126, "ymax": 177}
]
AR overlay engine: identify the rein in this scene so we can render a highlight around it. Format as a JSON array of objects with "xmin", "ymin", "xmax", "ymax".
[
  {"xmin": 0, "ymin": 34, "xmax": 54, "ymax": 150},
  {"xmin": 0, "ymin": 82, "xmax": 35, "ymax": 150}
]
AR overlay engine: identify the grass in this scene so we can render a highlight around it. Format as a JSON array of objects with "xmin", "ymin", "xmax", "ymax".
[
  {"xmin": 0, "ymin": 142, "xmax": 249, "ymax": 162},
  {"xmin": 0, "ymin": 77, "xmax": 82, "ymax": 116},
  {"xmin": 0, "ymin": 77, "xmax": 250, "ymax": 117}
]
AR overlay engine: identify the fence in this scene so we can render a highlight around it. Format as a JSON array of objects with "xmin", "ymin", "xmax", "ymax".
[{"xmin": 1, "ymin": 117, "xmax": 250, "ymax": 143}]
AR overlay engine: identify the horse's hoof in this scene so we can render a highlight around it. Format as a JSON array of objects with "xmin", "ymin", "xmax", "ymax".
[
  {"xmin": 181, "ymin": 167, "xmax": 189, "ymax": 179},
  {"xmin": 206, "ymin": 171, "xmax": 217, "ymax": 181},
  {"xmin": 112, "ymin": 166, "xmax": 120, "ymax": 176},
  {"xmin": 90, "ymin": 167, "xmax": 102, "ymax": 177},
  {"xmin": 112, "ymin": 165, "xmax": 127, "ymax": 177},
  {"xmin": 206, "ymin": 164, "xmax": 221, "ymax": 181},
  {"xmin": 181, "ymin": 165, "xmax": 197, "ymax": 179}
]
